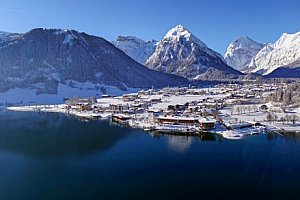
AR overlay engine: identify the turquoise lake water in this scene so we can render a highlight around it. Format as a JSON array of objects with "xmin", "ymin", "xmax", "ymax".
[{"xmin": 0, "ymin": 110, "xmax": 300, "ymax": 200}]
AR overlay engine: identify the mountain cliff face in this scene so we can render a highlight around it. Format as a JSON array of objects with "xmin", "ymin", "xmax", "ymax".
[
  {"xmin": 246, "ymin": 31, "xmax": 300, "ymax": 75},
  {"xmin": 112, "ymin": 36, "xmax": 157, "ymax": 64},
  {"xmin": 145, "ymin": 25, "xmax": 241, "ymax": 80},
  {"xmin": 224, "ymin": 36, "xmax": 264, "ymax": 71},
  {"xmin": 0, "ymin": 28, "xmax": 187, "ymax": 94}
]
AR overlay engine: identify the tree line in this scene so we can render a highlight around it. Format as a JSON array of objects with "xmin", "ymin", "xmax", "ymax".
[{"xmin": 267, "ymin": 82, "xmax": 300, "ymax": 107}]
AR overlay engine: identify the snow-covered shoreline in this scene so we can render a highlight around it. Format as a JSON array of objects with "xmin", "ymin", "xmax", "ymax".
[{"xmin": 6, "ymin": 83, "xmax": 300, "ymax": 138}]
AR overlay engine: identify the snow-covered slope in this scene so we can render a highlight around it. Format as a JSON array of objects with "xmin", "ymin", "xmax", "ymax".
[
  {"xmin": 224, "ymin": 36, "xmax": 264, "ymax": 71},
  {"xmin": 246, "ymin": 31, "xmax": 300, "ymax": 75},
  {"xmin": 113, "ymin": 36, "xmax": 157, "ymax": 64},
  {"xmin": 266, "ymin": 58, "xmax": 300, "ymax": 78},
  {"xmin": 0, "ymin": 31, "xmax": 20, "ymax": 44},
  {"xmin": 266, "ymin": 66, "xmax": 300, "ymax": 78},
  {"xmin": 145, "ymin": 25, "xmax": 241, "ymax": 79}
]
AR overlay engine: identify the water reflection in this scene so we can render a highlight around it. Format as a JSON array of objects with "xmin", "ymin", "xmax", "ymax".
[
  {"xmin": 166, "ymin": 135, "xmax": 193, "ymax": 153},
  {"xmin": 282, "ymin": 131, "xmax": 300, "ymax": 141},
  {"xmin": 144, "ymin": 130, "xmax": 225, "ymax": 153},
  {"xmin": 199, "ymin": 132, "xmax": 217, "ymax": 141},
  {"xmin": 0, "ymin": 111, "xmax": 300, "ymax": 200},
  {"xmin": 0, "ymin": 110, "xmax": 132, "ymax": 157}
]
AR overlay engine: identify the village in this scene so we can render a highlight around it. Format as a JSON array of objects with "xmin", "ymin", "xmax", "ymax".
[{"xmin": 7, "ymin": 81, "xmax": 300, "ymax": 140}]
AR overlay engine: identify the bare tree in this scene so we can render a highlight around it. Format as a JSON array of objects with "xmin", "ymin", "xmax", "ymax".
[
  {"xmin": 291, "ymin": 115, "xmax": 299, "ymax": 125},
  {"xmin": 247, "ymin": 105, "xmax": 251, "ymax": 113},
  {"xmin": 252, "ymin": 105, "xmax": 258, "ymax": 112},
  {"xmin": 280, "ymin": 117, "xmax": 286, "ymax": 125},
  {"xmin": 234, "ymin": 118, "xmax": 238, "ymax": 124},
  {"xmin": 273, "ymin": 114, "xmax": 278, "ymax": 123},
  {"xmin": 242, "ymin": 106, "xmax": 245, "ymax": 114},
  {"xmin": 230, "ymin": 107, "xmax": 235, "ymax": 115},
  {"xmin": 236, "ymin": 107, "xmax": 241, "ymax": 114},
  {"xmin": 267, "ymin": 113, "xmax": 273, "ymax": 124},
  {"xmin": 285, "ymin": 115, "xmax": 292, "ymax": 124}
]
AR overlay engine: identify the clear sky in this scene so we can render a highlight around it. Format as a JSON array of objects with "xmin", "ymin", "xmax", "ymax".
[{"xmin": 0, "ymin": 0, "xmax": 299, "ymax": 54}]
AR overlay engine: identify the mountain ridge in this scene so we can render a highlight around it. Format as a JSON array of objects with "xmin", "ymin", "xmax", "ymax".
[
  {"xmin": 0, "ymin": 28, "xmax": 188, "ymax": 96},
  {"xmin": 246, "ymin": 31, "xmax": 300, "ymax": 75},
  {"xmin": 145, "ymin": 25, "xmax": 241, "ymax": 80},
  {"xmin": 112, "ymin": 36, "xmax": 158, "ymax": 64}
]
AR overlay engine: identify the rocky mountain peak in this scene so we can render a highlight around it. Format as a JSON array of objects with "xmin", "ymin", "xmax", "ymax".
[
  {"xmin": 146, "ymin": 25, "xmax": 240, "ymax": 80},
  {"xmin": 224, "ymin": 36, "xmax": 264, "ymax": 71}
]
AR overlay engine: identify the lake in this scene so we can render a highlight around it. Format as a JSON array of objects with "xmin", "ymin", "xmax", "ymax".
[{"xmin": 0, "ymin": 110, "xmax": 300, "ymax": 200}]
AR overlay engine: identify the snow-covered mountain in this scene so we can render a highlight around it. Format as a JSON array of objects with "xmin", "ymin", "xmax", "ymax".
[
  {"xmin": 0, "ymin": 28, "xmax": 187, "ymax": 103},
  {"xmin": 246, "ymin": 31, "xmax": 300, "ymax": 75},
  {"xmin": 113, "ymin": 36, "xmax": 157, "ymax": 64},
  {"xmin": 266, "ymin": 66, "xmax": 300, "ymax": 78},
  {"xmin": 145, "ymin": 25, "xmax": 241, "ymax": 80},
  {"xmin": 0, "ymin": 31, "xmax": 21, "ymax": 44},
  {"xmin": 266, "ymin": 58, "xmax": 300, "ymax": 78},
  {"xmin": 224, "ymin": 36, "xmax": 264, "ymax": 71}
]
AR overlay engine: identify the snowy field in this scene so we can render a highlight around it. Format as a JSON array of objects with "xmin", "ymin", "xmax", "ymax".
[
  {"xmin": 220, "ymin": 105, "xmax": 300, "ymax": 132},
  {"xmin": 0, "ymin": 82, "xmax": 139, "ymax": 105},
  {"xmin": 149, "ymin": 93, "xmax": 229, "ymax": 110}
]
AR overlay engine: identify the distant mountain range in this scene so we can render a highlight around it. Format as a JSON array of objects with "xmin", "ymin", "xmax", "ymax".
[
  {"xmin": 0, "ymin": 25, "xmax": 299, "ymax": 103},
  {"xmin": 115, "ymin": 26, "xmax": 300, "ymax": 79},
  {"xmin": 224, "ymin": 31, "xmax": 300, "ymax": 77},
  {"xmin": 114, "ymin": 25, "xmax": 242, "ymax": 80}
]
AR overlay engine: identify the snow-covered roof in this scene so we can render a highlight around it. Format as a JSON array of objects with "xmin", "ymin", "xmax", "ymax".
[
  {"xmin": 199, "ymin": 117, "xmax": 216, "ymax": 123},
  {"xmin": 157, "ymin": 116, "xmax": 199, "ymax": 121}
]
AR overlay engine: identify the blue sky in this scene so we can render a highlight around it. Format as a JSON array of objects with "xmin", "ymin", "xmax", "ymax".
[{"xmin": 0, "ymin": 0, "xmax": 299, "ymax": 54}]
